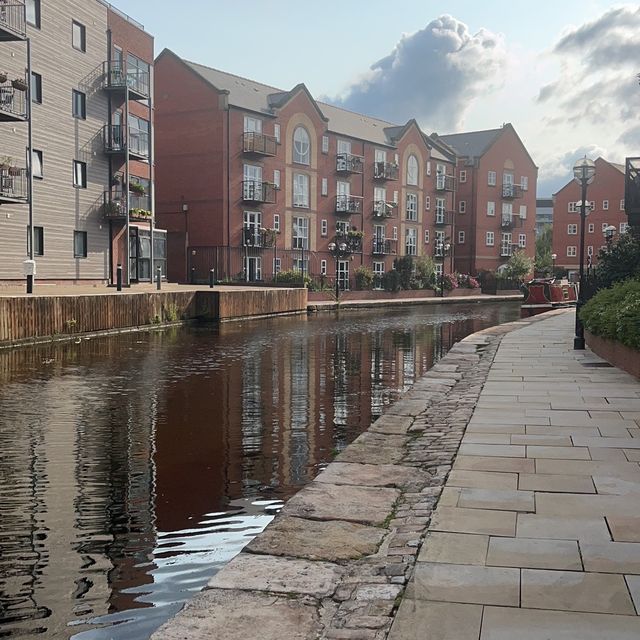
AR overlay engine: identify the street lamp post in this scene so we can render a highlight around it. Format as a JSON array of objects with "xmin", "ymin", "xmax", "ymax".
[
  {"xmin": 572, "ymin": 157, "xmax": 596, "ymax": 350},
  {"xmin": 328, "ymin": 239, "xmax": 350, "ymax": 301},
  {"xmin": 436, "ymin": 241, "xmax": 451, "ymax": 298},
  {"xmin": 551, "ymin": 253, "xmax": 557, "ymax": 277}
]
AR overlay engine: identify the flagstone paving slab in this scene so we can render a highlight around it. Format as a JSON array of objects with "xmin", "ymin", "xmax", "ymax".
[
  {"xmin": 417, "ymin": 532, "xmax": 489, "ymax": 565},
  {"xmin": 430, "ymin": 506, "xmax": 516, "ymax": 537},
  {"xmin": 447, "ymin": 470, "xmax": 518, "ymax": 490},
  {"xmin": 486, "ymin": 537, "xmax": 582, "ymax": 570},
  {"xmin": 516, "ymin": 514, "xmax": 611, "ymax": 542},
  {"xmin": 581, "ymin": 541, "xmax": 640, "ymax": 574},
  {"xmin": 457, "ymin": 488, "xmax": 535, "ymax": 512},
  {"xmin": 314, "ymin": 462, "xmax": 423, "ymax": 489},
  {"xmin": 453, "ymin": 455, "xmax": 535, "ymax": 474},
  {"xmin": 518, "ymin": 473, "xmax": 595, "ymax": 493},
  {"xmin": 607, "ymin": 516, "xmax": 640, "ymax": 542}
]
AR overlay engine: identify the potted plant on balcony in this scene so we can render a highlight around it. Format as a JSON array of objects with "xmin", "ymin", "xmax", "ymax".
[
  {"xmin": 129, "ymin": 181, "xmax": 146, "ymax": 196},
  {"xmin": 0, "ymin": 156, "xmax": 12, "ymax": 172},
  {"xmin": 11, "ymin": 77, "xmax": 28, "ymax": 92},
  {"xmin": 129, "ymin": 208, "xmax": 151, "ymax": 219},
  {"xmin": 103, "ymin": 200, "xmax": 122, "ymax": 216},
  {"xmin": 0, "ymin": 72, "xmax": 7, "ymax": 84}
]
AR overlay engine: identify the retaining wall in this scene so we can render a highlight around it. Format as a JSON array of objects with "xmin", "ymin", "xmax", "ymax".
[{"xmin": 586, "ymin": 330, "xmax": 640, "ymax": 379}]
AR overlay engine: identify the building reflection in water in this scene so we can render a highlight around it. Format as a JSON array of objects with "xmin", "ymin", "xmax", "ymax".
[{"xmin": 0, "ymin": 303, "xmax": 520, "ymax": 639}]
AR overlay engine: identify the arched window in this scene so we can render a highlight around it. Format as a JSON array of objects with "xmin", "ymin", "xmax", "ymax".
[
  {"xmin": 293, "ymin": 126, "xmax": 310, "ymax": 165},
  {"xmin": 407, "ymin": 155, "xmax": 419, "ymax": 186}
]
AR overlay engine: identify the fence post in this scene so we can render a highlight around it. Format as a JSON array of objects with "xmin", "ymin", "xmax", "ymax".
[{"xmin": 116, "ymin": 264, "xmax": 123, "ymax": 292}]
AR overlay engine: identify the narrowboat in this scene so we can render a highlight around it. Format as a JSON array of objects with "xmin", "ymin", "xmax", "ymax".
[{"xmin": 521, "ymin": 278, "xmax": 578, "ymax": 317}]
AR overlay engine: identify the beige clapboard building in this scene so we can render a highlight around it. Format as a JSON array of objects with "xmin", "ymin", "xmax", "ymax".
[{"xmin": 0, "ymin": 0, "xmax": 162, "ymax": 286}]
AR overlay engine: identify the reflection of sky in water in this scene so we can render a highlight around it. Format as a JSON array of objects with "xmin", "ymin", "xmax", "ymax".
[{"xmin": 69, "ymin": 499, "xmax": 282, "ymax": 639}]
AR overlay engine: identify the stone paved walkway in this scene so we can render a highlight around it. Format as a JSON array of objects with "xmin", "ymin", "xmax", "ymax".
[
  {"xmin": 389, "ymin": 310, "xmax": 640, "ymax": 639},
  {"xmin": 152, "ymin": 310, "xmax": 640, "ymax": 640}
]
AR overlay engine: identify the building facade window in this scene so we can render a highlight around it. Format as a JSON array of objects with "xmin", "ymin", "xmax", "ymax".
[
  {"xmin": 293, "ymin": 127, "xmax": 310, "ymax": 165},
  {"xmin": 407, "ymin": 155, "xmax": 419, "ymax": 186},
  {"xmin": 72, "ymin": 21, "xmax": 86, "ymax": 52},
  {"xmin": 406, "ymin": 193, "xmax": 418, "ymax": 221},
  {"xmin": 521, "ymin": 176, "xmax": 528, "ymax": 191},
  {"xmin": 568, "ymin": 224, "xmax": 577, "ymax": 235},
  {"xmin": 292, "ymin": 217, "xmax": 309, "ymax": 250},
  {"xmin": 293, "ymin": 173, "xmax": 309, "ymax": 208},
  {"xmin": 321, "ymin": 135, "xmax": 329, "ymax": 154},
  {"xmin": 435, "ymin": 198, "xmax": 445, "ymax": 224},
  {"xmin": 27, "ymin": 225, "xmax": 44, "ymax": 256},
  {"xmin": 243, "ymin": 116, "xmax": 261, "ymax": 133},
  {"xmin": 587, "ymin": 246, "xmax": 593, "ymax": 256},
  {"xmin": 601, "ymin": 222, "xmax": 609, "ymax": 231},
  {"xmin": 274, "ymin": 123, "xmax": 280, "ymax": 143},
  {"xmin": 321, "ymin": 177, "xmax": 328, "ymax": 196},
  {"xmin": 620, "ymin": 222, "xmax": 629, "ymax": 234},
  {"xmin": 393, "ymin": 226, "xmax": 398, "ymax": 240},
  {"xmin": 426, "ymin": 161, "xmax": 431, "ymax": 176},
  {"xmin": 459, "ymin": 200, "xmax": 466, "ymax": 214},
  {"xmin": 73, "ymin": 230, "xmax": 87, "ymax": 258},
  {"xmin": 273, "ymin": 169, "xmax": 280, "ymax": 189},
  {"xmin": 458, "ymin": 231, "xmax": 465, "ymax": 244},
  {"xmin": 588, "ymin": 223, "xmax": 594, "ymax": 233},
  {"xmin": 26, "ymin": 0, "xmax": 41, "ymax": 27},
  {"xmin": 405, "ymin": 228, "xmax": 417, "ymax": 255},
  {"xmin": 488, "ymin": 170, "xmax": 496, "ymax": 186},
  {"xmin": 320, "ymin": 259, "xmax": 327, "ymax": 276},
  {"xmin": 73, "ymin": 160, "xmax": 86, "ymax": 188},
  {"xmin": 425, "ymin": 195, "xmax": 430, "ymax": 210},
  {"xmin": 486, "ymin": 231, "xmax": 495, "ymax": 246},
  {"xmin": 424, "ymin": 229, "xmax": 430, "ymax": 244},
  {"xmin": 30, "ymin": 149, "xmax": 43, "ymax": 179},
  {"xmin": 30, "ymin": 72, "xmax": 42, "ymax": 104},
  {"xmin": 567, "ymin": 246, "xmax": 577, "ymax": 257},
  {"xmin": 273, "ymin": 214, "xmax": 280, "ymax": 232},
  {"xmin": 72, "ymin": 90, "xmax": 86, "ymax": 119},
  {"xmin": 273, "ymin": 257, "xmax": 281, "ymax": 273},
  {"xmin": 487, "ymin": 201, "xmax": 495, "ymax": 216},
  {"xmin": 620, "ymin": 199, "xmax": 625, "ymax": 210},
  {"xmin": 519, "ymin": 233, "xmax": 526, "ymax": 248},
  {"xmin": 519, "ymin": 205, "xmax": 527, "ymax": 218},
  {"xmin": 321, "ymin": 219, "xmax": 328, "ymax": 236},
  {"xmin": 459, "ymin": 170, "xmax": 467, "ymax": 183},
  {"xmin": 603, "ymin": 199, "xmax": 609, "ymax": 210},
  {"xmin": 568, "ymin": 202, "xmax": 578, "ymax": 213}
]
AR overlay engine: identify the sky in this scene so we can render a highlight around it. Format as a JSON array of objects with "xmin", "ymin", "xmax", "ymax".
[{"xmin": 116, "ymin": 0, "xmax": 639, "ymax": 196}]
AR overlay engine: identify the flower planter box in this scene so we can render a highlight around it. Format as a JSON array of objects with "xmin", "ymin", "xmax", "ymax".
[{"xmin": 585, "ymin": 330, "xmax": 640, "ymax": 379}]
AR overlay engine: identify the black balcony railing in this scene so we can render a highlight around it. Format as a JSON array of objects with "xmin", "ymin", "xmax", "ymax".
[
  {"xmin": 0, "ymin": 3, "xmax": 27, "ymax": 40},
  {"xmin": 242, "ymin": 132, "xmax": 277, "ymax": 156},
  {"xmin": 435, "ymin": 210, "xmax": 454, "ymax": 226},
  {"xmin": 0, "ymin": 82, "xmax": 27, "ymax": 120},
  {"xmin": 0, "ymin": 166, "xmax": 28, "ymax": 202},
  {"xmin": 500, "ymin": 243, "xmax": 519, "ymax": 258},
  {"xmin": 502, "ymin": 184, "xmax": 523, "ymax": 199},
  {"xmin": 103, "ymin": 61, "xmax": 150, "ymax": 99},
  {"xmin": 242, "ymin": 227, "xmax": 275, "ymax": 248},
  {"xmin": 373, "ymin": 161, "xmax": 399, "ymax": 181},
  {"xmin": 373, "ymin": 200, "xmax": 397, "ymax": 218},
  {"xmin": 129, "ymin": 193, "xmax": 151, "ymax": 212},
  {"xmin": 501, "ymin": 215, "xmax": 523, "ymax": 229},
  {"xmin": 372, "ymin": 239, "xmax": 397, "ymax": 255},
  {"xmin": 336, "ymin": 153, "xmax": 364, "ymax": 174},
  {"xmin": 242, "ymin": 180, "xmax": 276, "ymax": 204},
  {"xmin": 335, "ymin": 194, "xmax": 363, "ymax": 214},
  {"xmin": 435, "ymin": 174, "xmax": 456, "ymax": 192},
  {"xmin": 103, "ymin": 125, "xmax": 150, "ymax": 159}
]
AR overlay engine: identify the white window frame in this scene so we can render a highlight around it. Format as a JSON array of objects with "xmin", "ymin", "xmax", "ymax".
[
  {"xmin": 487, "ymin": 201, "xmax": 495, "ymax": 216},
  {"xmin": 602, "ymin": 222, "xmax": 609, "ymax": 231},
  {"xmin": 521, "ymin": 176, "xmax": 528, "ymax": 191},
  {"xmin": 620, "ymin": 199, "xmax": 625, "ymax": 210},
  {"xmin": 73, "ymin": 160, "xmax": 86, "ymax": 188},
  {"xmin": 273, "ymin": 257, "xmax": 281, "ymax": 273},
  {"xmin": 603, "ymin": 199, "xmax": 609, "ymax": 210},
  {"xmin": 424, "ymin": 229, "xmax": 430, "ymax": 244},
  {"xmin": 567, "ymin": 246, "xmax": 577, "ymax": 257},
  {"xmin": 293, "ymin": 173, "xmax": 309, "ymax": 208},
  {"xmin": 273, "ymin": 169, "xmax": 280, "ymax": 189},
  {"xmin": 486, "ymin": 231, "xmax": 495, "ymax": 246},
  {"xmin": 274, "ymin": 123, "xmax": 280, "ymax": 143},
  {"xmin": 588, "ymin": 223, "xmax": 594, "ymax": 233},
  {"xmin": 243, "ymin": 116, "xmax": 262, "ymax": 133},
  {"xmin": 405, "ymin": 227, "xmax": 417, "ymax": 256},
  {"xmin": 425, "ymin": 195, "xmax": 430, "ymax": 210},
  {"xmin": 426, "ymin": 161, "xmax": 431, "ymax": 176},
  {"xmin": 518, "ymin": 233, "xmax": 526, "ymax": 248},
  {"xmin": 568, "ymin": 224, "xmax": 578, "ymax": 235},
  {"xmin": 459, "ymin": 170, "xmax": 467, "ymax": 183},
  {"xmin": 458, "ymin": 230, "xmax": 465, "ymax": 244},
  {"xmin": 292, "ymin": 216, "xmax": 309, "ymax": 250},
  {"xmin": 321, "ymin": 177, "xmax": 328, "ymax": 196},
  {"xmin": 293, "ymin": 126, "xmax": 310, "ymax": 165},
  {"xmin": 620, "ymin": 222, "xmax": 629, "ymax": 234},
  {"xmin": 321, "ymin": 219, "xmax": 328, "ymax": 236},
  {"xmin": 459, "ymin": 200, "xmax": 466, "ymax": 214},
  {"xmin": 320, "ymin": 259, "xmax": 327, "ymax": 276},
  {"xmin": 568, "ymin": 202, "xmax": 577, "ymax": 213},
  {"xmin": 407, "ymin": 155, "xmax": 419, "ymax": 186},
  {"xmin": 322, "ymin": 135, "xmax": 329, "ymax": 154},
  {"xmin": 519, "ymin": 205, "xmax": 527, "ymax": 219},
  {"xmin": 488, "ymin": 170, "xmax": 496, "ymax": 186},
  {"xmin": 393, "ymin": 226, "xmax": 398, "ymax": 240},
  {"xmin": 406, "ymin": 192, "xmax": 418, "ymax": 221},
  {"xmin": 273, "ymin": 214, "xmax": 280, "ymax": 232}
]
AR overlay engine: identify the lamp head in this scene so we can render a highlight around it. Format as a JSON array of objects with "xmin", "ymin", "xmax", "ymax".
[
  {"xmin": 603, "ymin": 225, "xmax": 616, "ymax": 239},
  {"xmin": 339, "ymin": 243, "xmax": 348, "ymax": 252},
  {"xmin": 328, "ymin": 242, "xmax": 336, "ymax": 251},
  {"xmin": 573, "ymin": 156, "xmax": 596, "ymax": 185}
]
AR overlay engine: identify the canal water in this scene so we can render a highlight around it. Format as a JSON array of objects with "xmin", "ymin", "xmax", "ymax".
[{"xmin": 0, "ymin": 302, "xmax": 519, "ymax": 639}]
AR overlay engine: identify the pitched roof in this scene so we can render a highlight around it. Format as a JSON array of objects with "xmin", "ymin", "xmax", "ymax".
[{"xmin": 437, "ymin": 128, "xmax": 503, "ymax": 159}]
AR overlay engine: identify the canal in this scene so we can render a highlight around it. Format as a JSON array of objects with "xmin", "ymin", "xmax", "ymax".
[{"xmin": 0, "ymin": 302, "xmax": 520, "ymax": 639}]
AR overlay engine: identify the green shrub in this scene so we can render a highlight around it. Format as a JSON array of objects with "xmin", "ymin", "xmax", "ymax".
[
  {"xmin": 274, "ymin": 269, "xmax": 311, "ymax": 288},
  {"xmin": 414, "ymin": 256, "xmax": 436, "ymax": 289},
  {"xmin": 354, "ymin": 265, "xmax": 374, "ymax": 290},
  {"xmin": 596, "ymin": 229, "xmax": 640, "ymax": 288},
  {"xmin": 393, "ymin": 256, "xmax": 414, "ymax": 290},
  {"xmin": 501, "ymin": 250, "xmax": 534, "ymax": 281},
  {"xmin": 383, "ymin": 269, "xmax": 401, "ymax": 292},
  {"xmin": 580, "ymin": 278, "xmax": 640, "ymax": 350}
]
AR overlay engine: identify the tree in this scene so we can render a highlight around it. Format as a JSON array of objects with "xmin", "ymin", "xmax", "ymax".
[
  {"xmin": 535, "ymin": 225, "xmax": 553, "ymax": 275},
  {"xmin": 414, "ymin": 255, "xmax": 436, "ymax": 289},
  {"xmin": 596, "ymin": 227, "xmax": 640, "ymax": 288},
  {"xmin": 502, "ymin": 250, "xmax": 534, "ymax": 281}
]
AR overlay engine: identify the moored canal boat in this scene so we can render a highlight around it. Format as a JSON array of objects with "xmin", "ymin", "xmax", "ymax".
[{"xmin": 521, "ymin": 278, "xmax": 578, "ymax": 317}]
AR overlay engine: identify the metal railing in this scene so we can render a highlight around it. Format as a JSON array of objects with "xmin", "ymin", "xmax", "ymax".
[
  {"xmin": 103, "ymin": 61, "xmax": 150, "ymax": 98},
  {"xmin": 335, "ymin": 194, "xmax": 363, "ymax": 214},
  {"xmin": 0, "ymin": 3, "xmax": 27, "ymax": 39},
  {"xmin": 242, "ymin": 180, "xmax": 276, "ymax": 204},
  {"xmin": 435, "ymin": 174, "xmax": 456, "ymax": 192},
  {"xmin": 103, "ymin": 125, "xmax": 149, "ymax": 158},
  {"xmin": 0, "ymin": 82, "xmax": 27, "ymax": 119},
  {"xmin": 242, "ymin": 132, "xmax": 277, "ymax": 156},
  {"xmin": 435, "ymin": 210, "xmax": 453, "ymax": 226},
  {"xmin": 500, "ymin": 243, "xmax": 519, "ymax": 257},
  {"xmin": 373, "ymin": 161, "xmax": 399, "ymax": 180},
  {"xmin": 129, "ymin": 193, "xmax": 150, "ymax": 212},
  {"xmin": 336, "ymin": 152, "xmax": 364, "ymax": 174},
  {"xmin": 372, "ymin": 239, "xmax": 397, "ymax": 255},
  {"xmin": 242, "ymin": 227, "xmax": 274, "ymax": 248},
  {"xmin": 129, "ymin": 128, "xmax": 150, "ymax": 158},
  {"xmin": 373, "ymin": 200, "xmax": 397, "ymax": 218},
  {"xmin": 502, "ymin": 184, "xmax": 523, "ymax": 199},
  {"xmin": 0, "ymin": 166, "xmax": 28, "ymax": 201}
]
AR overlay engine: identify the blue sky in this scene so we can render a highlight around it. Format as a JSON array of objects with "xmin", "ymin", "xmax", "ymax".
[{"xmin": 116, "ymin": 1, "xmax": 639, "ymax": 195}]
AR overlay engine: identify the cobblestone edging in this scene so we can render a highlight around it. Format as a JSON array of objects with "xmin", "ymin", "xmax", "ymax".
[{"xmin": 152, "ymin": 312, "xmax": 565, "ymax": 640}]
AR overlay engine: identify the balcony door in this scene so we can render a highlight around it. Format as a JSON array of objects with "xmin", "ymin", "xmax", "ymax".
[
  {"xmin": 337, "ymin": 260, "xmax": 349, "ymax": 290},
  {"xmin": 243, "ymin": 210, "xmax": 261, "ymax": 246},
  {"xmin": 374, "ymin": 224, "xmax": 385, "ymax": 253},
  {"xmin": 243, "ymin": 164, "xmax": 262, "ymax": 200},
  {"xmin": 336, "ymin": 180, "xmax": 350, "ymax": 212},
  {"xmin": 244, "ymin": 256, "xmax": 262, "ymax": 282}
]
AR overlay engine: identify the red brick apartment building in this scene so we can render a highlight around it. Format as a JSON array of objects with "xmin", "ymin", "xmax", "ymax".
[
  {"xmin": 435, "ymin": 125, "xmax": 537, "ymax": 275},
  {"xmin": 552, "ymin": 158, "xmax": 627, "ymax": 275},
  {"xmin": 154, "ymin": 50, "xmax": 459, "ymax": 285},
  {"xmin": 0, "ymin": 1, "xmax": 161, "ymax": 286}
]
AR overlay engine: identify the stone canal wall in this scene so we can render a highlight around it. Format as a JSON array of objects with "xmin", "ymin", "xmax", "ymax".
[
  {"xmin": 0, "ymin": 287, "xmax": 308, "ymax": 347},
  {"xmin": 152, "ymin": 311, "xmax": 565, "ymax": 640}
]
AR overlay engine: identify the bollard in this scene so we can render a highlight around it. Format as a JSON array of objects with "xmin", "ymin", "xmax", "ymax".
[
  {"xmin": 156, "ymin": 266, "xmax": 162, "ymax": 290},
  {"xmin": 209, "ymin": 269, "xmax": 215, "ymax": 288},
  {"xmin": 26, "ymin": 274, "xmax": 33, "ymax": 295},
  {"xmin": 116, "ymin": 264, "xmax": 122, "ymax": 292},
  {"xmin": 191, "ymin": 267, "xmax": 195, "ymax": 284}
]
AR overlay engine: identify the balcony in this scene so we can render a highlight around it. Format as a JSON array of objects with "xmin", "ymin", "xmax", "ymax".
[
  {"xmin": 0, "ymin": 165, "xmax": 28, "ymax": 204},
  {"xmin": 0, "ymin": 3, "xmax": 27, "ymax": 41},
  {"xmin": 502, "ymin": 184, "xmax": 523, "ymax": 199},
  {"xmin": 372, "ymin": 239, "xmax": 397, "ymax": 255},
  {"xmin": 373, "ymin": 200, "xmax": 397, "ymax": 219},
  {"xmin": 103, "ymin": 61, "xmax": 150, "ymax": 100},
  {"xmin": 242, "ymin": 132, "xmax": 277, "ymax": 157},
  {"xmin": 0, "ymin": 81, "xmax": 27, "ymax": 121},
  {"xmin": 434, "ymin": 210, "xmax": 454, "ymax": 226},
  {"xmin": 435, "ymin": 174, "xmax": 456, "ymax": 192},
  {"xmin": 103, "ymin": 190, "xmax": 125, "ymax": 219},
  {"xmin": 434, "ymin": 242, "xmax": 451, "ymax": 259},
  {"xmin": 336, "ymin": 152, "xmax": 364, "ymax": 174},
  {"xmin": 335, "ymin": 194, "xmax": 363, "ymax": 214},
  {"xmin": 500, "ymin": 243, "xmax": 519, "ymax": 258},
  {"xmin": 242, "ymin": 180, "xmax": 276, "ymax": 204},
  {"xmin": 103, "ymin": 125, "xmax": 150, "ymax": 160},
  {"xmin": 373, "ymin": 161, "xmax": 399, "ymax": 181},
  {"xmin": 500, "ymin": 215, "xmax": 523, "ymax": 229},
  {"xmin": 242, "ymin": 227, "xmax": 275, "ymax": 249}
]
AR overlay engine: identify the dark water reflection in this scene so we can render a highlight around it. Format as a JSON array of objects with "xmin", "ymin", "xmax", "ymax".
[{"xmin": 0, "ymin": 303, "xmax": 519, "ymax": 639}]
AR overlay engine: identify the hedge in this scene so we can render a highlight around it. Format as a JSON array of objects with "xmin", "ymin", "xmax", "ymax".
[{"xmin": 580, "ymin": 278, "xmax": 640, "ymax": 351}]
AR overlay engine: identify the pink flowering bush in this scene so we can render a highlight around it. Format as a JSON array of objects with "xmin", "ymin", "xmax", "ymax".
[{"xmin": 457, "ymin": 273, "xmax": 481, "ymax": 289}]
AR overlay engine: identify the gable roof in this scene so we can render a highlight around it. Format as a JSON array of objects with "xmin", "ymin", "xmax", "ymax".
[
  {"xmin": 553, "ymin": 157, "xmax": 626, "ymax": 197},
  {"xmin": 436, "ymin": 128, "xmax": 503, "ymax": 159}
]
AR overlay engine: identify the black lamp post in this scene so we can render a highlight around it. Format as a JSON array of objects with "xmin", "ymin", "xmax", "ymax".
[
  {"xmin": 572, "ymin": 157, "xmax": 596, "ymax": 350},
  {"xmin": 436, "ymin": 241, "xmax": 451, "ymax": 297},
  {"xmin": 551, "ymin": 253, "xmax": 557, "ymax": 277},
  {"xmin": 328, "ymin": 238, "xmax": 350, "ymax": 301}
]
